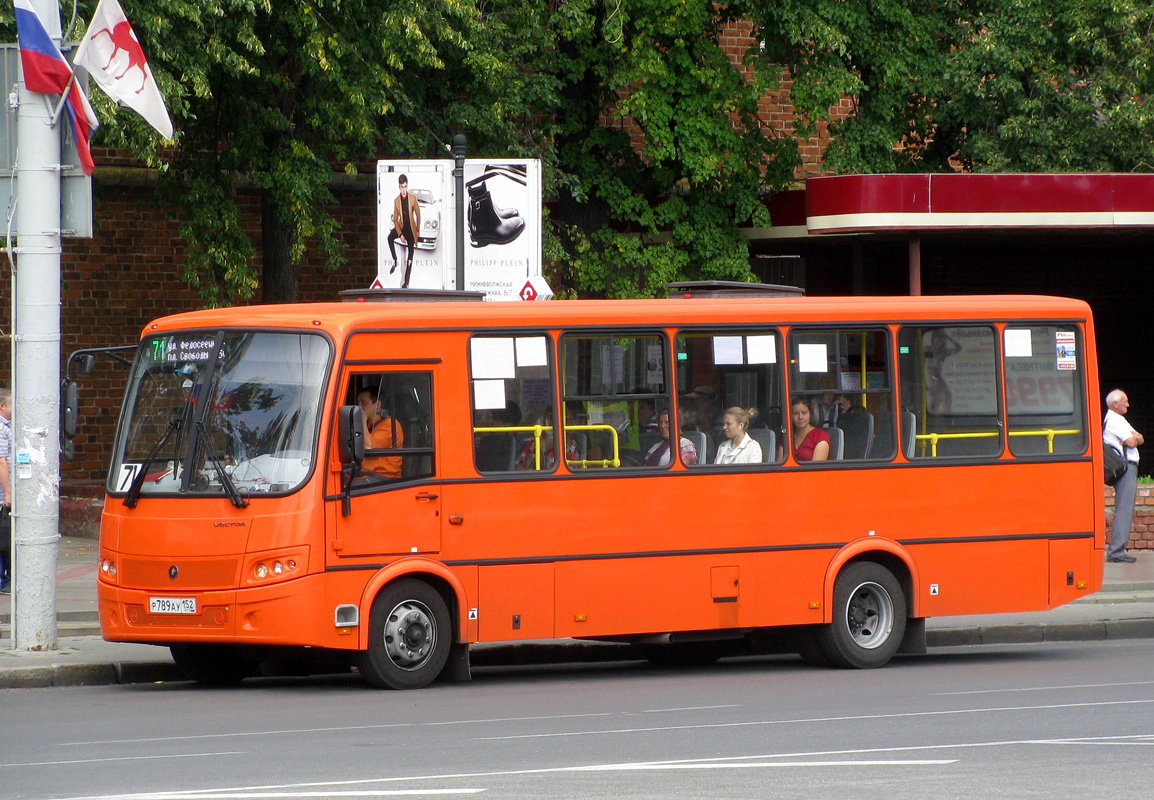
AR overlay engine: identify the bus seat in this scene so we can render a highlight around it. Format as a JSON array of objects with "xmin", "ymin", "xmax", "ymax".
[
  {"xmin": 748, "ymin": 428, "xmax": 776, "ymax": 463},
  {"xmin": 837, "ymin": 410, "xmax": 874, "ymax": 459},
  {"xmin": 901, "ymin": 411, "xmax": 917, "ymax": 457},
  {"xmin": 476, "ymin": 432, "xmax": 516, "ymax": 472},
  {"xmin": 683, "ymin": 430, "xmax": 707, "ymax": 465},
  {"xmin": 825, "ymin": 426, "xmax": 844, "ymax": 460}
]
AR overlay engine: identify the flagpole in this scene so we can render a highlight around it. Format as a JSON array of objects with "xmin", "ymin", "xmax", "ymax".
[
  {"xmin": 12, "ymin": 0, "xmax": 64, "ymax": 650},
  {"xmin": 48, "ymin": 71, "xmax": 77, "ymax": 128}
]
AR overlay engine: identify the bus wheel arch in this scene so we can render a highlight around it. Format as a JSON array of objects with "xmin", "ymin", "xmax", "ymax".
[
  {"xmin": 814, "ymin": 558, "xmax": 908, "ymax": 669},
  {"xmin": 357, "ymin": 575, "xmax": 455, "ymax": 689},
  {"xmin": 824, "ymin": 541, "xmax": 918, "ymax": 620},
  {"xmin": 357, "ymin": 560, "xmax": 468, "ymax": 651}
]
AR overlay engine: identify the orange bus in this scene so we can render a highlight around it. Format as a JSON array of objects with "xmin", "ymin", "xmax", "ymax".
[{"xmin": 97, "ymin": 291, "xmax": 1105, "ymax": 687}]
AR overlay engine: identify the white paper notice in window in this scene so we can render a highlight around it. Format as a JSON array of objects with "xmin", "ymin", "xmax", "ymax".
[
  {"xmin": 1004, "ymin": 329, "xmax": 1033, "ymax": 358},
  {"xmin": 473, "ymin": 379, "xmax": 506, "ymax": 410},
  {"xmin": 471, "ymin": 338, "xmax": 516, "ymax": 379},
  {"xmin": 515, "ymin": 336, "xmax": 548, "ymax": 368},
  {"xmin": 746, "ymin": 335, "xmax": 776, "ymax": 364},
  {"xmin": 798, "ymin": 343, "xmax": 828, "ymax": 373},
  {"xmin": 712, "ymin": 336, "xmax": 744, "ymax": 365}
]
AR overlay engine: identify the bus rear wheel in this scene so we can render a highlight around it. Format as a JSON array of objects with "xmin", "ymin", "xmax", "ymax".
[
  {"xmin": 357, "ymin": 579, "xmax": 451, "ymax": 690},
  {"xmin": 814, "ymin": 562, "xmax": 906, "ymax": 669}
]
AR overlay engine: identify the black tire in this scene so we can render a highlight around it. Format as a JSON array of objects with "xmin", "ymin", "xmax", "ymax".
[
  {"xmin": 792, "ymin": 626, "xmax": 834, "ymax": 667},
  {"xmin": 814, "ymin": 562, "xmax": 906, "ymax": 669},
  {"xmin": 357, "ymin": 579, "xmax": 451, "ymax": 689},
  {"xmin": 170, "ymin": 644, "xmax": 256, "ymax": 685}
]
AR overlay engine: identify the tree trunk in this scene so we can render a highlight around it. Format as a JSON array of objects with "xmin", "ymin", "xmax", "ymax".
[{"xmin": 261, "ymin": 190, "xmax": 298, "ymax": 303}]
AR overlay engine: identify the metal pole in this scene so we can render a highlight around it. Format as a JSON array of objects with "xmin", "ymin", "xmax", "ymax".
[
  {"xmin": 11, "ymin": 0, "xmax": 64, "ymax": 650},
  {"xmin": 908, "ymin": 232, "xmax": 922, "ymax": 296},
  {"xmin": 452, "ymin": 134, "xmax": 466, "ymax": 291}
]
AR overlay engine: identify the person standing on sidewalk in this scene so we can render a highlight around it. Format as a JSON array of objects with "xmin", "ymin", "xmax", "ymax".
[
  {"xmin": 1104, "ymin": 389, "xmax": 1144, "ymax": 563},
  {"xmin": 0, "ymin": 388, "xmax": 11, "ymax": 592}
]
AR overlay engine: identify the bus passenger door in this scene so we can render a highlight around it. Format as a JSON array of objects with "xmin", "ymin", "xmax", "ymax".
[{"xmin": 331, "ymin": 368, "xmax": 441, "ymax": 558}]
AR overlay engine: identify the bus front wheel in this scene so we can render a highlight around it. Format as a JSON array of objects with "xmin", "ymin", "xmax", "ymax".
[
  {"xmin": 358, "ymin": 579, "xmax": 451, "ymax": 689},
  {"xmin": 814, "ymin": 562, "xmax": 906, "ymax": 669}
]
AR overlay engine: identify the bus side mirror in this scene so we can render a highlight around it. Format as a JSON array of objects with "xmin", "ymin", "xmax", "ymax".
[
  {"xmin": 338, "ymin": 405, "xmax": 365, "ymax": 465},
  {"xmin": 63, "ymin": 381, "xmax": 80, "ymax": 439},
  {"xmin": 74, "ymin": 354, "xmax": 96, "ymax": 378}
]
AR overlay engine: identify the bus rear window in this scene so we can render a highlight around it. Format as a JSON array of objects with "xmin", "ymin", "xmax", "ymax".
[{"xmin": 1004, "ymin": 325, "xmax": 1087, "ymax": 457}]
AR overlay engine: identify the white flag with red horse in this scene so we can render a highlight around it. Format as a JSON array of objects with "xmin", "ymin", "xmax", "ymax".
[{"xmin": 74, "ymin": 0, "xmax": 173, "ymax": 139}]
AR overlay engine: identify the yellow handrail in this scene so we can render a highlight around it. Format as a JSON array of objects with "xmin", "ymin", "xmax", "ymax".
[
  {"xmin": 473, "ymin": 424, "xmax": 552, "ymax": 470},
  {"xmin": 472, "ymin": 423, "xmax": 623, "ymax": 469},
  {"xmin": 564, "ymin": 423, "xmax": 621, "ymax": 468},
  {"xmin": 914, "ymin": 428, "xmax": 1081, "ymax": 457}
]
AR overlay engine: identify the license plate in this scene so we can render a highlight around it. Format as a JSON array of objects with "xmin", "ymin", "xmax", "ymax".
[{"xmin": 149, "ymin": 597, "xmax": 197, "ymax": 615}]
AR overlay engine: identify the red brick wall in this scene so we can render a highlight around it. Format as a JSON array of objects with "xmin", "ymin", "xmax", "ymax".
[{"xmin": 1105, "ymin": 484, "xmax": 1153, "ymax": 550}]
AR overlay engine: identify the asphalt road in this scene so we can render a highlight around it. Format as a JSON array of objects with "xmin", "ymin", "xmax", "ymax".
[{"xmin": 5, "ymin": 639, "xmax": 1154, "ymax": 800}]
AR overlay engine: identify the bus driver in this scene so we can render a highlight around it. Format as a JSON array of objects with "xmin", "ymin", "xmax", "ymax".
[{"xmin": 357, "ymin": 388, "xmax": 404, "ymax": 479}]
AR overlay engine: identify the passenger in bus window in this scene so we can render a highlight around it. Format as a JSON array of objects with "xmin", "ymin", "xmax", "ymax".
[
  {"xmin": 631, "ymin": 394, "xmax": 659, "ymax": 434},
  {"xmin": 475, "ymin": 402, "xmax": 521, "ymax": 472},
  {"xmin": 357, "ymin": 388, "xmax": 404, "ymax": 479},
  {"xmin": 644, "ymin": 409, "xmax": 698, "ymax": 466},
  {"xmin": 784, "ymin": 397, "xmax": 830, "ymax": 462},
  {"xmin": 516, "ymin": 415, "xmax": 577, "ymax": 470},
  {"xmin": 715, "ymin": 407, "xmax": 762, "ymax": 465},
  {"xmin": 817, "ymin": 393, "xmax": 851, "ymax": 427}
]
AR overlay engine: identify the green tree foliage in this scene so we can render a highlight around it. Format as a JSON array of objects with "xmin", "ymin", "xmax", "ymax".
[
  {"xmin": 942, "ymin": 1, "xmax": 1154, "ymax": 172},
  {"xmin": 548, "ymin": 0, "xmax": 796, "ymax": 297},
  {"xmin": 6, "ymin": 1, "xmax": 1148, "ymax": 303},
  {"xmin": 77, "ymin": 0, "xmax": 485, "ymax": 305},
  {"xmin": 756, "ymin": 0, "xmax": 1154, "ymax": 174}
]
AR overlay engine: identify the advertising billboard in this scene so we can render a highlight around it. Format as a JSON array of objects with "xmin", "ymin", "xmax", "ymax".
[{"xmin": 376, "ymin": 159, "xmax": 547, "ymax": 301}]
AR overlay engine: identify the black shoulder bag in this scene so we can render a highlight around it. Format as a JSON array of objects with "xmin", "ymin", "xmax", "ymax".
[{"xmin": 1104, "ymin": 443, "xmax": 1128, "ymax": 486}]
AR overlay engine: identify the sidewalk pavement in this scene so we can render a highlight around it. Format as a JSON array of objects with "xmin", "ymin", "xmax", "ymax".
[{"xmin": 3, "ymin": 536, "xmax": 1154, "ymax": 689}]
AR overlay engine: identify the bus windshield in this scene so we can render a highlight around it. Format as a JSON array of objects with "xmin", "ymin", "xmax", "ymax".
[{"xmin": 109, "ymin": 330, "xmax": 331, "ymax": 498}]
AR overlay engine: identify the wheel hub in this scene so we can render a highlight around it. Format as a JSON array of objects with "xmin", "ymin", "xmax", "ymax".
[
  {"xmin": 383, "ymin": 601, "xmax": 437, "ymax": 669},
  {"xmin": 845, "ymin": 582, "xmax": 893, "ymax": 649}
]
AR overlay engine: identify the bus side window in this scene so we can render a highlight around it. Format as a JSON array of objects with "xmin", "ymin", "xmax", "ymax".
[
  {"xmin": 560, "ymin": 333, "xmax": 669, "ymax": 469},
  {"xmin": 674, "ymin": 330, "xmax": 785, "ymax": 466},
  {"xmin": 469, "ymin": 334, "xmax": 555, "ymax": 474},
  {"xmin": 349, "ymin": 372, "xmax": 435, "ymax": 483},
  {"xmin": 897, "ymin": 326, "xmax": 1002, "ymax": 460},
  {"xmin": 787, "ymin": 328, "xmax": 893, "ymax": 462}
]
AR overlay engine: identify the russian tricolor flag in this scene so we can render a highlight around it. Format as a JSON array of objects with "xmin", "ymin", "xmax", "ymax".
[{"xmin": 14, "ymin": 0, "xmax": 99, "ymax": 175}]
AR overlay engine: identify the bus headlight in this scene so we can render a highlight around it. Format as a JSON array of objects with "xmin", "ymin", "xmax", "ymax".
[
  {"xmin": 99, "ymin": 557, "xmax": 118, "ymax": 583},
  {"xmin": 246, "ymin": 548, "xmax": 308, "ymax": 586}
]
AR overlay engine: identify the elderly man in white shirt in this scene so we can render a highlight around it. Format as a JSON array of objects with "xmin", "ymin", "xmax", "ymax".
[{"xmin": 1104, "ymin": 389, "xmax": 1144, "ymax": 563}]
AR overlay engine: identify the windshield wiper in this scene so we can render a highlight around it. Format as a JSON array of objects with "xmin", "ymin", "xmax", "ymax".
[
  {"xmin": 123, "ymin": 418, "xmax": 182, "ymax": 508},
  {"xmin": 195, "ymin": 420, "xmax": 249, "ymax": 509}
]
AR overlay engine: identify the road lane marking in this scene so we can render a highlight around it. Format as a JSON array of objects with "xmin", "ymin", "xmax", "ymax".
[
  {"xmin": 936, "ymin": 680, "xmax": 1154, "ymax": 696},
  {"xmin": 48, "ymin": 758, "xmax": 956, "ymax": 800},
  {"xmin": 62, "ymin": 713, "xmax": 614, "ymax": 747},
  {"xmin": 42, "ymin": 734, "xmax": 1154, "ymax": 800},
  {"xmin": 0, "ymin": 752, "xmax": 241, "ymax": 768},
  {"xmin": 633, "ymin": 705, "xmax": 741, "ymax": 714},
  {"xmin": 476, "ymin": 698, "xmax": 1154, "ymax": 740},
  {"xmin": 63, "ymin": 793, "xmax": 483, "ymax": 799}
]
